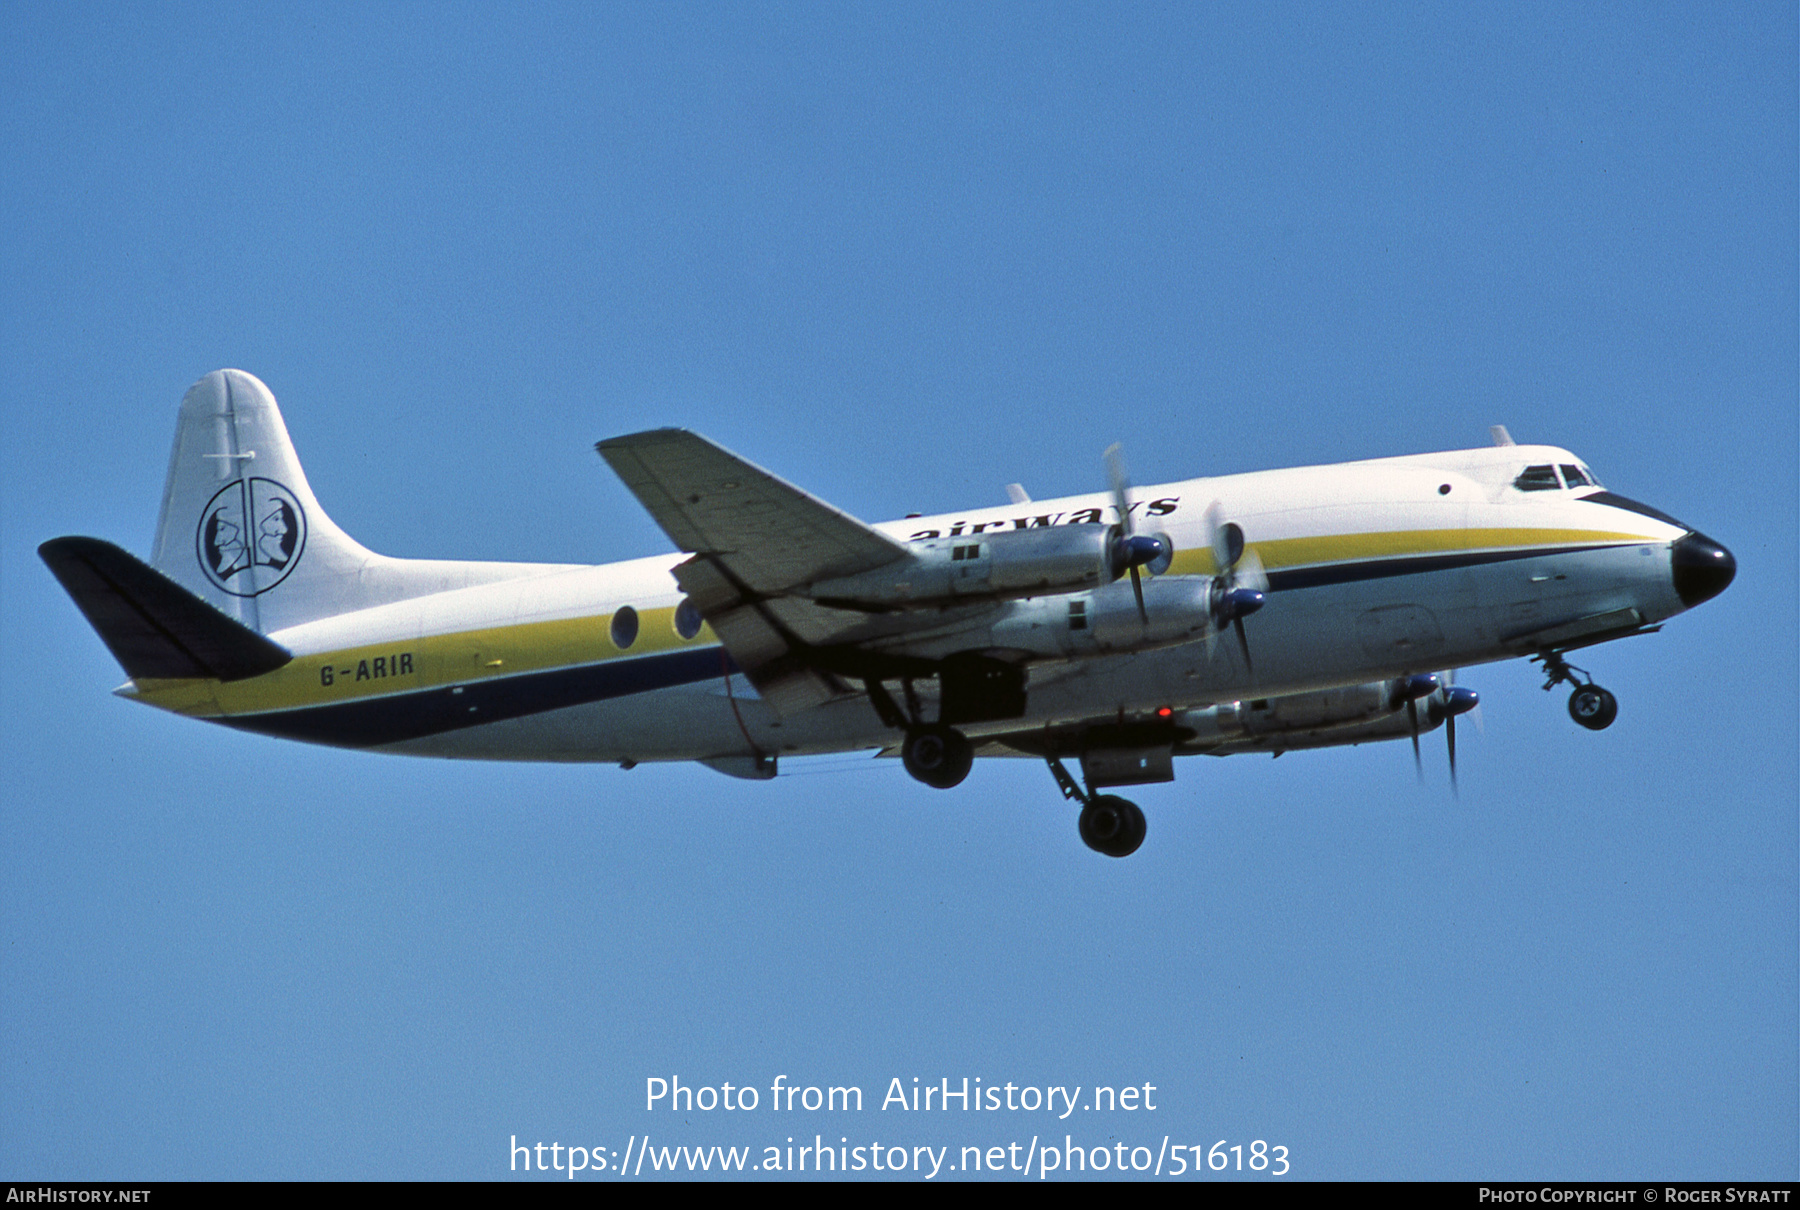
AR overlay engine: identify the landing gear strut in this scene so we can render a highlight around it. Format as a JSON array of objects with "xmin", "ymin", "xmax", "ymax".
[
  {"xmin": 1533, "ymin": 650, "xmax": 1619, "ymax": 732},
  {"xmin": 1048, "ymin": 757, "xmax": 1146, "ymax": 858}
]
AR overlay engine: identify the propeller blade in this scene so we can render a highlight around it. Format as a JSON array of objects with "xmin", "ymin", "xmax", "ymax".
[
  {"xmin": 1406, "ymin": 698, "xmax": 1423, "ymax": 781},
  {"xmin": 1236, "ymin": 547, "xmax": 1269, "ymax": 593},
  {"xmin": 1447, "ymin": 713, "xmax": 1459, "ymax": 797},
  {"xmin": 1437, "ymin": 673, "xmax": 1478, "ymax": 797},
  {"xmin": 1204, "ymin": 501, "xmax": 1229, "ymax": 573},
  {"xmin": 1104, "ymin": 444, "xmax": 1133, "ymax": 537},
  {"xmin": 1233, "ymin": 615, "xmax": 1253, "ymax": 676},
  {"xmin": 1130, "ymin": 565, "xmax": 1147, "ymax": 623}
]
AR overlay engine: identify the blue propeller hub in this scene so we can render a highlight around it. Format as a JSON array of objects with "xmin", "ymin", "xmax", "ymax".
[
  {"xmin": 1400, "ymin": 673, "xmax": 1441, "ymax": 701},
  {"xmin": 1111, "ymin": 533, "xmax": 1170, "ymax": 578},
  {"xmin": 1218, "ymin": 587, "xmax": 1265, "ymax": 623}
]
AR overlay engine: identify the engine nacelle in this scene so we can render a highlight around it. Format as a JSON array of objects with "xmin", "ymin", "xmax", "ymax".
[
  {"xmin": 809, "ymin": 524, "xmax": 1114, "ymax": 607},
  {"xmin": 995, "ymin": 576, "xmax": 1214, "ymax": 656},
  {"xmin": 874, "ymin": 576, "xmax": 1216, "ymax": 662},
  {"xmin": 1175, "ymin": 678, "xmax": 1429, "ymax": 750}
]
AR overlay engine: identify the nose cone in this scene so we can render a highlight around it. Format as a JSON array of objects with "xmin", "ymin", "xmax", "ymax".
[{"xmin": 1671, "ymin": 532, "xmax": 1736, "ymax": 607}]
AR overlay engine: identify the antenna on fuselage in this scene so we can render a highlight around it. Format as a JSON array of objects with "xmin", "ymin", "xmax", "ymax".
[{"xmin": 1489, "ymin": 425, "xmax": 1516, "ymax": 447}]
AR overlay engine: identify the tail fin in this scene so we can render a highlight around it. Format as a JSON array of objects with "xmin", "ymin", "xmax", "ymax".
[{"xmin": 147, "ymin": 370, "xmax": 558, "ymax": 634}]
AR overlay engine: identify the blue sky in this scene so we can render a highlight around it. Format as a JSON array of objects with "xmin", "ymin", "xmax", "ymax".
[{"xmin": 3, "ymin": 3, "xmax": 1794, "ymax": 1181}]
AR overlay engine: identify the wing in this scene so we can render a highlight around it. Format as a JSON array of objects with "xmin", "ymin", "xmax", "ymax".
[
  {"xmin": 597, "ymin": 429, "xmax": 913, "ymax": 715},
  {"xmin": 597, "ymin": 429, "xmax": 908, "ymax": 592}
]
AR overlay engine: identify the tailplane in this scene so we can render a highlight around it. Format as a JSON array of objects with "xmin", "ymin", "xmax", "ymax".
[{"xmin": 40, "ymin": 536, "xmax": 292, "ymax": 681}]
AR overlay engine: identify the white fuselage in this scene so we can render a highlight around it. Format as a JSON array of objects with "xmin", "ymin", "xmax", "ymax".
[{"xmin": 139, "ymin": 441, "xmax": 1692, "ymax": 768}]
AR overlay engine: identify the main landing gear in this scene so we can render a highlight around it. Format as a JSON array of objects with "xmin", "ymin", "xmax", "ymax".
[
  {"xmin": 1048, "ymin": 756, "xmax": 1146, "ymax": 858},
  {"xmin": 868, "ymin": 669, "xmax": 1147, "ymax": 857},
  {"xmin": 901, "ymin": 724, "xmax": 974, "ymax": 789},
  {"xmin": 1534, "ymin": 650, "xmax": 1619, "ymax": 731},
  {"xmin": 867, "ymin": 678, "xmax": 978, "ymax": 791}
]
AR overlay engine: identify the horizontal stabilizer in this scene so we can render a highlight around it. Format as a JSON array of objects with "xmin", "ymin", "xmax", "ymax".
[{"xmin": 40, "ymin": 537, "xmax": 292, "ymax": 682}]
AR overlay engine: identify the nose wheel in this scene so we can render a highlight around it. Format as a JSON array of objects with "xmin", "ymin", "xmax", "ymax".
[
  {"xmin": 1534, "ymin": 650, "xmax": 1619, "ymax": 732},
  {"xmin": 1567, "ymin": 684, "xmax": 1618, "ymax": 731}
]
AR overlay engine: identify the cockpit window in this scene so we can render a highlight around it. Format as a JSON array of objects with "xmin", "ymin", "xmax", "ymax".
[
  {"xmin": 1514, "ymin": 464, "xmax": 1562, "ymax": 491},
  {"xmin": 1560, "ymin": 464, "xmax": 1592, "ymax": 488}
]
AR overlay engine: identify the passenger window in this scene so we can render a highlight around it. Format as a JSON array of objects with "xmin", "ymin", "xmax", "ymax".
[
  {"xmin": 1514, "ymin": 465, "xmax": 1562, "ymax": 491},
  {"xmin": 610, "ymin": 605, "xmax": 639, "ymax": 650},
  {"xmin": 673, "ymin": 599, "xmax": 703, "ymax": 640}
]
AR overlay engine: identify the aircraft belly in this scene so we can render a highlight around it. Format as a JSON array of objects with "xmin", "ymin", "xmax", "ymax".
[
  {"xmin": 371, "ymin": 679, "xmax": 893, "ymax": 763},
  {"xmin": 375, "ymin": 683, "xmax": 753, "ymax": 761}
]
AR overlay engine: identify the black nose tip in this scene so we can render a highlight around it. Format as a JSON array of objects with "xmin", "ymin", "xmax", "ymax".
[{"xmin": 1671, "ymin": 532, "xmax": 1736, "ymax": 607}]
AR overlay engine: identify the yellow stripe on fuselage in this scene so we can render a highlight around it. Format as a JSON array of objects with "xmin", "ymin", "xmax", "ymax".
[
  {"xmin": 1164, "ymin": 526, "xmax": 1654, "ymax": 576},
  {"xmin": 131, "ymin": 605, "xmax": 716, "ymax": 719}
]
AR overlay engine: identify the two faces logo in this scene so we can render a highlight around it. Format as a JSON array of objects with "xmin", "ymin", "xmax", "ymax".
[{"xmin": 197, "ymin": 478, "xmax": 307, "ymax": 596}]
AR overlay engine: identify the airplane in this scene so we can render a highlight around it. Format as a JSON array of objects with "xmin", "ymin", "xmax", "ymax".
[{"xmin": 40, "ymin": 370, "xmax": 1736, "ymax": 857}]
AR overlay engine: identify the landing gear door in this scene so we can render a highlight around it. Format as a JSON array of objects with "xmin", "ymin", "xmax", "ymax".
[{"xmin": 1081, "ymin": 744, "xmax": 1175, "ymax": 788}]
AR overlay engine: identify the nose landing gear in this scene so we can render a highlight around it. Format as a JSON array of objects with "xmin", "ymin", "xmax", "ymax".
[
  {"xmin": 1534, "ymin": 650, "xmax": 1619, "ymax": 731},
  {"xmin": 1567, "ymin": 683, "xmax": 1619, "ymax": 731}
]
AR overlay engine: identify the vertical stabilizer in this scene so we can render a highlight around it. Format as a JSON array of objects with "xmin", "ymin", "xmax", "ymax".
[{"xmin": 149, "ymin": 370, "xmax": 562, "ymax": 634}]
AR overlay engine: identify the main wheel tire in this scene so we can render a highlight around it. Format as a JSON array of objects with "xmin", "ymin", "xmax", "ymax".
[
  {"xmin": 1078, "ymin": 795, "xmax": 1147, "ymax": 858},
  {"xmin": 1568, "ymin": 684, "xmax": 1618, "ymax": 731},
  {"xmin": 901, "ymin": 725, "xmax": 974, "ymax": 789}
]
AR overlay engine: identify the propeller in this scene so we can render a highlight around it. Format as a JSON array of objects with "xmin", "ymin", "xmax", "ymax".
[
  {"xmin": 1399, "ymin": 672, "xmax": 1478, "ymax": 790},
  {"xmin": 1103, "ymin": 444, "xmax": 1172, "ymax": 623},
  {"xmin": 1398, "ymin": 673, "xmax": 1441, "ymax": 781},
  {"xmin": 1438, "ymin": 670, "xmax": 1480, "ymax": 794},
  {"xmin": 1202, "ymin": 501, "xmax": 1269, "ymax": 672}
]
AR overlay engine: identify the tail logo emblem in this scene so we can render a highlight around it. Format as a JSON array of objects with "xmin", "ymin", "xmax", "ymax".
[{"xmin": 196, "ymin": 478, "xmax": 307, "ymax": 596}]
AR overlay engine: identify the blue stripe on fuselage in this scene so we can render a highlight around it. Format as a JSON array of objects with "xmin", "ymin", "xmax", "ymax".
[{"xmin": 219, "ymin": 645, "xmax": 734, "ymax": 748}]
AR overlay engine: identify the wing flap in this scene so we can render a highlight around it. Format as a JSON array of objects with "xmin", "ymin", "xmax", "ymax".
[{"xmin": 704, "ymin": 600, "xmax": 854, "ymax": 715}]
